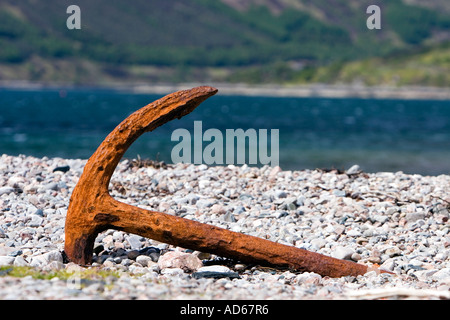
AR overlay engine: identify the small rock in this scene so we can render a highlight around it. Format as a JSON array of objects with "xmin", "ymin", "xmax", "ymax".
[
  {"xmin": 380, "ymin": 258, "xmax": 396, "ymax": 272},
  {"xmin": 30, "ymin": 250, "xmax": 63, "ymax": 267},
  {"xmin": 405, "ymin": 212, "xmax": 426, "ymax": 223},
  {"xmin": 8, "ymin": 250, "xmax": 23, "ymax": 257},
  {"xmin": 310, "ymin": 238, "xmax": 327, "ymax": 250},
  {"xmin": 65, "ymin": 262, "xmax": 84, "ymax": 272},
  {"xmin": 93, "ymin": 244, "xmax": 104, "ymax": 255},
  {"xmin": 296, "ymin": 196, "xmax": 305, "ymax": 206},
  {"xmin": 43, "ymin": 261, "xmax": 64, "ymax": 271},
  {"xmin": 384, "ymin": 246, "xmax": 402, "ymax": 257},
  {"xmin": 346, "ymin": 165, "xmax": 360, "ymax": 175},
  {"xmin": 234, "ymin": 264, "xmax": 247, "ymax": 271},
  {"xmin": 34, "ymin": 208, "xmax": 44, "ymax": 217},
  {"xmin": 120, "ymin": 258, "xmax": 133, "ymax": 267},
  {"xmin": 274, "ymin": 190, "xmax": 287, "ymax": 199},
  {"xmin": 346, "ymin": 229, "xmax": 362, "ymax": 237},
  {"xmin": 269, "ymin": 166, "xmax": 282, "ymax": 178},
  {"xmin": 296, "ymin": 272, "xmax": 322, "ymax": 285},
  {"xmin": 211, "ymin": 204, "xmax": 226, "ymax": 215},
  {"xmin": 196, "ymin": 199, "xmax": 214, "ymax": 208},
  {"xmin": 193, "ymin": 266, "xmax": 240, "ymax": 279},
  {"xmin": 43, "ymin": 182, "xmax": 58, "ymax": 191},
  {"xmin": 28, "ymin": 215, "xmax": 44, "ymax": 227},
  {"xmin": 0, "ymin": 256, "xmax": 15, "ymax": 266},
  {"xmin": 356, "ymin": 237, "xmax": 369, "ymax": 245},
  {"xmin": 351, "ymin": 253, "xmax": 361, "ymax": 261},
  {"xmin": 332, "ymin": 246, "xmax": 354, "ymax": 260},
  {"xmin": 127, "ymin": 235, "xmax": 143, "ymax": 250},
  {"xmin": 127, "ymin": 250, "xmax": 140, "ymax": 260},
  {"xmin": 333, "ymin": 190, "xmax": 346, "ymax": 197},
  {"xmin": 197, "ymin": 265, "xmax": 232, "ymax": 273},
  {"xmin": 161, "ymin": 268, "xmax": 184, "ymax": 276},
  {"xmin": 193, "ymin": 251, "xmax": 212, "ymax": 260},
  {"xmin": 233, "ymin": 206, "xmax": 246, "ymax": 214},
  {"xmin": 283, "ymin": 198, "xmax": 297, "ymax": 210},
  {"xmin": 432, "ymin": 268, "xmax": 450, "ymax": 284},
  {"xmin": 0, "ymin": 187, "xmax": 15, "ymax": 196},
  {"xmin": 103, "ymin": 260, "xmax": 115, "ymax": 268},
  {"xmin": 367, "ymin": 256, "xmax": 381, "ymax": 264},
  {"xmin": 371, "ymin": 214, "xmax": 389, "ymax": 224},
  {"xmin": 192, "ymin": 270, "xmax": 240, "ymax": 280},
  {"xmin": 138, "ymin": 247, "xmax": 161, "ymax": 262},
  {"xmin": 53, "ymin": 165, "xmax": 70, "ymax": 173},
  {"xmin": 158, "ymin": 251, "xmax": 203, "ymax": 272},
  {"xmin": 13, "ymin": 256, "xmax": 29, "ymax": 267},
  {"xmin": 136, "ymin": 255, "xmax": 153, "ymax": 267},
  {"xmin": 222, "ymin": 211, "xmax": 236, "ymax": 222}
]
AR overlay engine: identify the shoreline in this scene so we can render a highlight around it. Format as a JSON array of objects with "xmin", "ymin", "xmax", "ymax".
[
  {"xmin": 1, "ymin": 154, "xmax": 450, "ymax": 300},
  {"xmin": 1, "ymin": 80, "xmax": 449, "ymax": 100}
]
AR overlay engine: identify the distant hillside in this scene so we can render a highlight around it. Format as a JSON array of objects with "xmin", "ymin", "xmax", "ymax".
[
  {"xmin": 289, "ymin": 42, "xmax": 450, "ymax": 87},
  {"xmin": 0, "ymin": 0, "xmax": 449, "ymax": 86}
]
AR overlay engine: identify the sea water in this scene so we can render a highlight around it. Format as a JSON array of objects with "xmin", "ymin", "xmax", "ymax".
[{"xmin": 1, "ymin": 88, "xmax": 449, "ymax": 175}]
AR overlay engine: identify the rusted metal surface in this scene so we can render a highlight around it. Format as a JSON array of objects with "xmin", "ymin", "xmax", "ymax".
[{"xmin": 64, "ymin": 86, "xmax": 392, "ymax": 278}]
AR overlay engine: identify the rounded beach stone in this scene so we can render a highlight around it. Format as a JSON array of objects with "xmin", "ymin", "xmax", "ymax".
[{"xmin": 157, "ymin": 251, "xmax": 203, "ymax": 272}]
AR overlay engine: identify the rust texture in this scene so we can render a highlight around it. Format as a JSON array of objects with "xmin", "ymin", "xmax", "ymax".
[{"xmin": 64, "ymin": 86, "xmax": 392, "ymax": 278}]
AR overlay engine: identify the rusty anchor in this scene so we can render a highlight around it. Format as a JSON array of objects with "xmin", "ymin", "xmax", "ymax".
[{"xmin": 64, "ymin": 86, "xmax": 392, "ymax": 278}]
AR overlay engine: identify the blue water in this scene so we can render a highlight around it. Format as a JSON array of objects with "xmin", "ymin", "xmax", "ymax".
[{"xmin": 1, "ymin": 88, "xmax": 450, "ymax": 175}]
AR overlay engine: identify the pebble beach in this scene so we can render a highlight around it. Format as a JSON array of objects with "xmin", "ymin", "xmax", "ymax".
[{"xmin": 0, "ymin": 154, "xmax": 450, "ymax": 300}]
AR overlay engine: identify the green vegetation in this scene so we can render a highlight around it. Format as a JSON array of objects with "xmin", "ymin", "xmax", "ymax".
[
  {"xmin": 0, "ymin": 266, "xmax": 120, "ymax": 288},
  {"xmin": 386, "ymin": 0, "xmax": 450, "ymax": 45},
  {"xmin": 0, "ymin": 0, "xmax": 449, "ymax": 85},
  {"xmin": 0, "ymin": 265, "xmax": 120, "ymax": 282},
  {"xmin": 292, "ymin": 43, "xmax": 450, "ymax": 87}
]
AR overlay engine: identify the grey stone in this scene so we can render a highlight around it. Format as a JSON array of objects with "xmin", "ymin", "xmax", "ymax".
[
  {"xmin": 371, "ymin": 214, "xmax": 389, "ymax": 224},
  {"xmin": 158, "ymin": 251, "xmax": 203, "ymax": 272},
  {"xmin": 432, "ymin": 268, "xmax": 450, "ymax": 283},
  {"xmin": 136, "ymin": 255, "xmax": 153, "ymax": 267},
  {"xmin": 296, "ymin": 196, "xmax": 306, "ymax": 206},
  {"xmin": 120, "ymin": 258, "xmax": 133, "ymax": 266},
  {"xmin": 13, "ymin": 256, "xmax": 29, "ymax": 267},
  {"xmin": 0, "ymin": 256, "xmax": 15, "ymax": 266},
  {"xmin": 283, "ymin": 197, "xmax": 298, "ymax": 210},
  {"xmin": 43, "ymin": 261, "xmax": 64, "ymax": 271},
  {"xmin": 333, "ymin": 190, "xmax": 346, "ymax": 197},
  {"xmin": 192, "ymin": 270, "xmax": 240, "ymax": 280},
  {"xmin": 405, "ymin": 212, "xmax": 426, "ymax": 223},
  {"xmin": 43, "ymin": 182, "xmax": 58, "ymax": 191},
  {"xmin": 310, "ymin": 238, "xmax": 327, "ymax": 250},
  {"xmin": 222, "ymin": 211, "xmax": 236, "ymax": 222},
  {"xmin": 8, "ymin": 250, "xmax": 23, "ymax": 257},
  {"xmin": 53, "ymin": 165, "xmax": 70, "ymax": 173},
  {"xmin": 380, "ymin": 258, "xmax": 396, "ymax": 272},
  {"xmin": 346, "ymin": 165, "xmax": 360, "ymax": 175},
  {"xmin": 331, "ymin": 246, "xmax": 354, "ymax": 260},
  {"xmin": 28, "ymin": 215, "xmax": 44, "ymax": 227},
  {"xmin": 233, "ymin": 206, "xmax": 246, "ymax": 214},
  {"xmin": 0, "ymin": 187, "xmax": 15, "ymax": 196},
  {"xmin": 274, "ymin": 190, "xmax": 287, "ymax": 199},
  {"xmin": 197, "ymin": 265, "xmax": 232, "ymax": 273},
  {"xmin": 30, "ymin": 250, "xmax": 63, "ymax": 267},
  {"xmin": 384, "ymin": 246, "xmax": 402, "ymax": 257},
  {"xmin": 161, "ymin": 267, "xmax": 184, "ymax": 276},
  {"xmin": 196, "ymin": 199, "xmax": 214, "ymax": 208},
  {"xmin": 193, "ymin": 266, "xmax": 240, "ymax": 279},
  {"xmin": 127, "ymin": 235, "xmax": 143, "ymax": 250}
]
